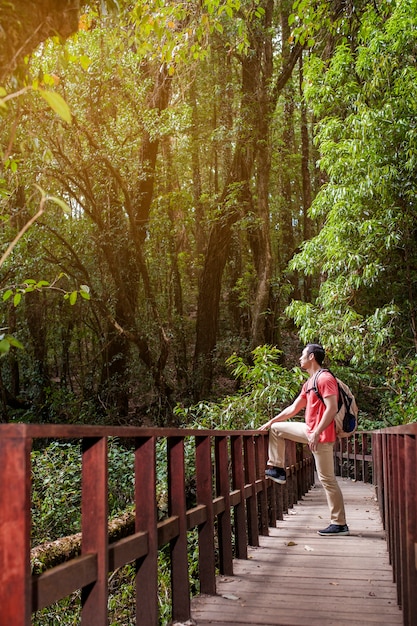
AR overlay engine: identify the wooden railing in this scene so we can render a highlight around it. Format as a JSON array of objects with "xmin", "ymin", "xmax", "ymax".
[
  {"xmin": 334, "ymin": 432, "xmax": 373, "ymax": 482},
  {"xmin": 371, "ymin": 425, "xmax": 417, "ymax": 626},
  {"xmin": 335, "ymin": 428, "xmax": 417, "ymax": 626},
  {"xmin": 0, "ymin": 423, "xmax": 314, "ymax": 625}
]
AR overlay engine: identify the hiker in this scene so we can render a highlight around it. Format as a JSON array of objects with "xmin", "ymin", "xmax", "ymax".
[{"xmin": 259, "ymin": 343, "xmax": 349, "ymax": 537}]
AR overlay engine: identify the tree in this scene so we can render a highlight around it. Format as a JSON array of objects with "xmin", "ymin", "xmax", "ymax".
[
  {"xmin": 0, "ymin": 0, "xmax": 81, "ymax": 81},
  {"xmin": 193, "ymin": 0, "xmax": 303, "ymax": 397},
  {"xmin": 288, "ymin": 0, "xmax": 417, "ymax": 365}
]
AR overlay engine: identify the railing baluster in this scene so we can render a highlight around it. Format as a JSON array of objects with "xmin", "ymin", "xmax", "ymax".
[
  {"xmin": 397, "ymin": 435, "xmax": 406, "ymax": 611},
  {"xmin": 168, "ymin": 435, "xmax": 190, "ymax": 623},
  {"xmin": 255, "ymin": 435, "xmax": 269, "ymax": 536},
  {"xmin": 404, "ymin": 434, "xmax": 417, "ymax": 626},
  {"xmin": 382, "ymin": 433, "xmax": 391, "ymax": 553},
  {"xmin": 0, "ymin": 426, "xmax": 31, "ymax": 626},
  {"xmin": 135, "ymin": 435, "xmax": 158, "ymax": 625},
  {"xmin": 244, "ymin": 435, "xmax": 259, "ymax": 547},
  {"xmin": 196, "ymin": 435, "xmax": 216, "ymax": 594},
  {"xmin": 81, "ymin": 436, "xmax": 108, "ymax": 625},
  {"xmin": 231, "ymin": 435, "xmax": 247, "ymax": 559},
  {"xmin": 215, "ymin": 436, "xmax": 233, "ymax": 575}
]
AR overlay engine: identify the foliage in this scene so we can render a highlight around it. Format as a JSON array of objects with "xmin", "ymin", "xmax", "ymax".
[
  {"xmin": 31, "ymin": 439, "xmax": 134, "ymax": 545},
  {"xmin": 175, "ymin": 345, "xmax": 304, "ymax": 428},
  {"xmin": 287, "ymin": 0, "xmax": 417, "ymax": 368},
  {"xmin": 381, "ymin": 359, "xmax": 417, "ymax": 425}
]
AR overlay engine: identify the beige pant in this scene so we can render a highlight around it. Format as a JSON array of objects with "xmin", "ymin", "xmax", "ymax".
[{"xmin": 268, "ymin": 421, "xmax": 346, "ymax": 526}]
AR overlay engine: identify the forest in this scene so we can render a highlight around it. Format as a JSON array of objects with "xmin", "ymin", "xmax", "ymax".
[{"xmin": 1, "ymin": 0, "xmax": 417, "ymax": 430}]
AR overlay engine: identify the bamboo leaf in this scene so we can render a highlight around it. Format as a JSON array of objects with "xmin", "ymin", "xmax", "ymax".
[{"xmin": 38, "ymin": 89, "xmax": 72, "ymax": 124}]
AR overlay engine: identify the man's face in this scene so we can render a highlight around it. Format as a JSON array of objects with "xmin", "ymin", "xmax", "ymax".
[{"xmin": 299, "ymin": 347, "xmax": 311, "ymax": 370}]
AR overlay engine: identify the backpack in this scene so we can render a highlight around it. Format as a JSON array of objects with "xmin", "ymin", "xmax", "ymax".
[{"xmin": 311, "ymin": 369, "xmax": 358, "ymax": 438}]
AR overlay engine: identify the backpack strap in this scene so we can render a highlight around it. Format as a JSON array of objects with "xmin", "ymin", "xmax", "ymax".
[{"xmin": 309, "ymin": 368, "xmax": 338, "ymax": 406}]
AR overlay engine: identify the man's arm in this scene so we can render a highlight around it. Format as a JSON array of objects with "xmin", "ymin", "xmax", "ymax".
[{"xmin": 259, "ymin": 394, "xmax": 306, "ymax": 431}]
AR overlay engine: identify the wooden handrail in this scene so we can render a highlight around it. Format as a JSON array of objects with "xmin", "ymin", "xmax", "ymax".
[
  {"xmin": 334, "ymin": 432, "xmax": 373, "ymax": 482},
  {"xmin": 371, "ymin": 425, "xmax": 417, "ymax": 626},
  {"xmin": 335, "ymin": 428, "xmax": 417, "ymax": 626},
  {"xmin": 0, "ymin": 424, "xmax": 315, "ymax": 625}
]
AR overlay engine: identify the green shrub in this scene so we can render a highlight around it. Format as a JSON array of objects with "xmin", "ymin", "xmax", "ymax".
[{"xmin": 175, "ymin": 345, "xmax": 304, "ymax": 430}]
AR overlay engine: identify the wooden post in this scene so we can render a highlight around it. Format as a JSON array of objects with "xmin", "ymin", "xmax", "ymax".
[
  {"xmin": 396, "ymin": 435, "xmax": 405, "ymax": 607},
  {"xmin": 168, "ymin": 436, "xmax": 190, "ymax": 622},
  {"xmin": 254, "ymin": 435, "xmax": 269, "ymax": 536},
  {"xmin": 81, "ymin": 436, "xmax": 108, "ymax": 625},
  {"xmin": 232, "ymin": 435, "xmax": 248, "ymax": 558},
  {"xmin": 215, "ymin": 436, "xmax": 233, "ymax": 575},
  {"xmin": 135, "ymin": 436, "xmax": 158, "ymax": 625},
  {"xmin": 0, "ymin": 426, "xmax": 32, "ymax": 626},
  {"xmin": 404, "ymin": 434, "xmax": 417, "ymax": 626},
  {"xmin": 244, "ymin": 436, "xmax": 259, "ymax": 547},
  {"xmin": 195, "ymin": 435, "xmax": 216, "ymax": 594}
]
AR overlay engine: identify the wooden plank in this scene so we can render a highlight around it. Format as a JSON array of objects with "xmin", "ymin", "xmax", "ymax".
[
  {"xmin": 191, "ymin": 478, "xmax": 403, "ymax": 625},
  {"xmin": 215, "ymin": 436, "xmax": 233, "ymax": 576},
  {"xmin": 32, "ymin": 554, "xmax": 97, "ymax": 611},
  {"xmin": 168, "ymin": 436, "xmax": 190, "ymax": 623},
  {"xmin": 135, "ymin": 435, "xmax": 158, "ymax": 625},
  {"xmin": 81, "ymin": 436, "xmax": 108, "ymax": 625},
  {"xmin": 196, "ymin": 435, "xmax": 216, "ymax": 595},
  {"xmin": 0, "ymin": 434, "xmax": 32, "ymax": 626}
]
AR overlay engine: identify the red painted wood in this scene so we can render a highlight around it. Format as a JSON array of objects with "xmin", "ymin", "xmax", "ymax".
[
  {"xmin": 382, "ymin": 433, "xmax": 391, "ymax": 555},
  {"xmin": 243, "ymin": 436, "xmax": 259, "ymax": 547},
  {"xmin": 1, "ymin": 424, "xmax": 412, "ymax": 625},
  {"xmin": 215, "ymin": 436, "xmax": 233, "ymax": 576},
  {"xmin": 404, "ymin": 434, "xmax": 417, "ymax": 626},
  {"xmin": 0, "ymin": 433, "xmax": 32, "ymax": 626},
  {"xmin": 33, "ymin": 554, "xmax": 97, "ymax": 610},
  {"xmin": 196, "ymin": 435, "xmax": 216, "ymax": 594},
  {"xmin": 168, "ymin": 436, "xmax": 190, "ymax": 622},
  {"xmin": 231, "ymin": 435, "xmax": 247, "ymax": 560},
  {"xmin": 254, "ymin": 435, "xmax": 269, "ymax": 537},
  {"xmin": 81, "ymin": 437, "xmax": 108, "ymax": 625},
  {"xmin": 135, "ymin": 436, "xmax": 158, "ymax": 625},
  {"xmin": 397, "ymin": 435, "xmax": 405, "ymax": 608}
]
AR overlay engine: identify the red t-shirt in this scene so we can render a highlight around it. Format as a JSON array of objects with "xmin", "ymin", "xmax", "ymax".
[{"xmin": 301, "ymin": 370, "xmax": 338, "ymax": 443}]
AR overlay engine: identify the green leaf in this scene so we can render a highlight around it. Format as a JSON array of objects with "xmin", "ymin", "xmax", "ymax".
[
  {"xmin": 47, "ymin": 195, "xmax": 71, "ymax": 214},
  {"xmin": 0, "ymin": 339, "xmax": 11, "ymax": 354},
  {"xmin": 3, "ymin": 289, "xmax": 13, "ymax": 301},
  {"xmin": 13, "ymin": 292, "xmax": 22, "ymax": 307},
  {"xmin": 79, "ymin": 285, "xmax": 91, "ymax": 300},
  {"xmin": 38, "ymin": 89, "xmax": 72, "ymax": 124},
  {"xmin": 7, "ymin": 335, "xmax": 24, "ymax": 350},
  {"xmin": 69, "ymin": 291, "xmax": 78, "ymax": 305}
]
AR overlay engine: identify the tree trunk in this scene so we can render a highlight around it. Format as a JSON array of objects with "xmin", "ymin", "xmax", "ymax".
[
  {"xmin": 193, "ymin": 1, "xmax": 302, "ymax": 398},
  {"xmin": 299, "ymin": 55, "xmax": 313, "ymax": 302}
]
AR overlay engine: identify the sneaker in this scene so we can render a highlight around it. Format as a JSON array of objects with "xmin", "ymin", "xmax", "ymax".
[
  {"xmin": 318, "ymin": 524, "xmax": 349, "ymax": 537},
  {"xmin": 265, "ymin": 467, "xmax": 286, "ymax": 485}
]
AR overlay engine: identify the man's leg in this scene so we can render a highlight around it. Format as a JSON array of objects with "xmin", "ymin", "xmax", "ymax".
[
  {"xmin": 313, "ymin": 442, "xmax": 347, "ymax": 526},
  {"xmin": 267, "ymin": 422, "xmax": 309, "ymax": 468}
]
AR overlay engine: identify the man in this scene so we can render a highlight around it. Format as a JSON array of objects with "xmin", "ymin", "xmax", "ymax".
[{"xmin": 259, "ymin": 343, "xmax": 349, "ymax": 537}]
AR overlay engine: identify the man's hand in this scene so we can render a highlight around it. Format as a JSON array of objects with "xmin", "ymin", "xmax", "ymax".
[{"xmin": 308, "ymin": 430, "xmax": 320, "ymax": 452}]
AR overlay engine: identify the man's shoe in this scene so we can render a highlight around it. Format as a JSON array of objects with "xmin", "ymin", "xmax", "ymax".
[
  {"xmin": 265, "ymin": 467, "xmax": 286, "ymax": 485},
  {"xmin": 318, "ymin": 524, "xmax": 349, "ymax": 537}
]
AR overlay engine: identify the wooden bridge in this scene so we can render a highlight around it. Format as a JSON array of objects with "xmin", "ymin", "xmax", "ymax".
[
  {"xmin": 0, "ymin": 423, "xmax": 416, "ymax": 625},
  {"xmin": 191, "ymin": 478, "xmax": 401, "ymax": 625}
]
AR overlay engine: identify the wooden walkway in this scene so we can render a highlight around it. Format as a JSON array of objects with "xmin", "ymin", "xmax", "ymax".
[{"xmin": 190, "ymin": 478, "xmax": 403, "ymax": 626}]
